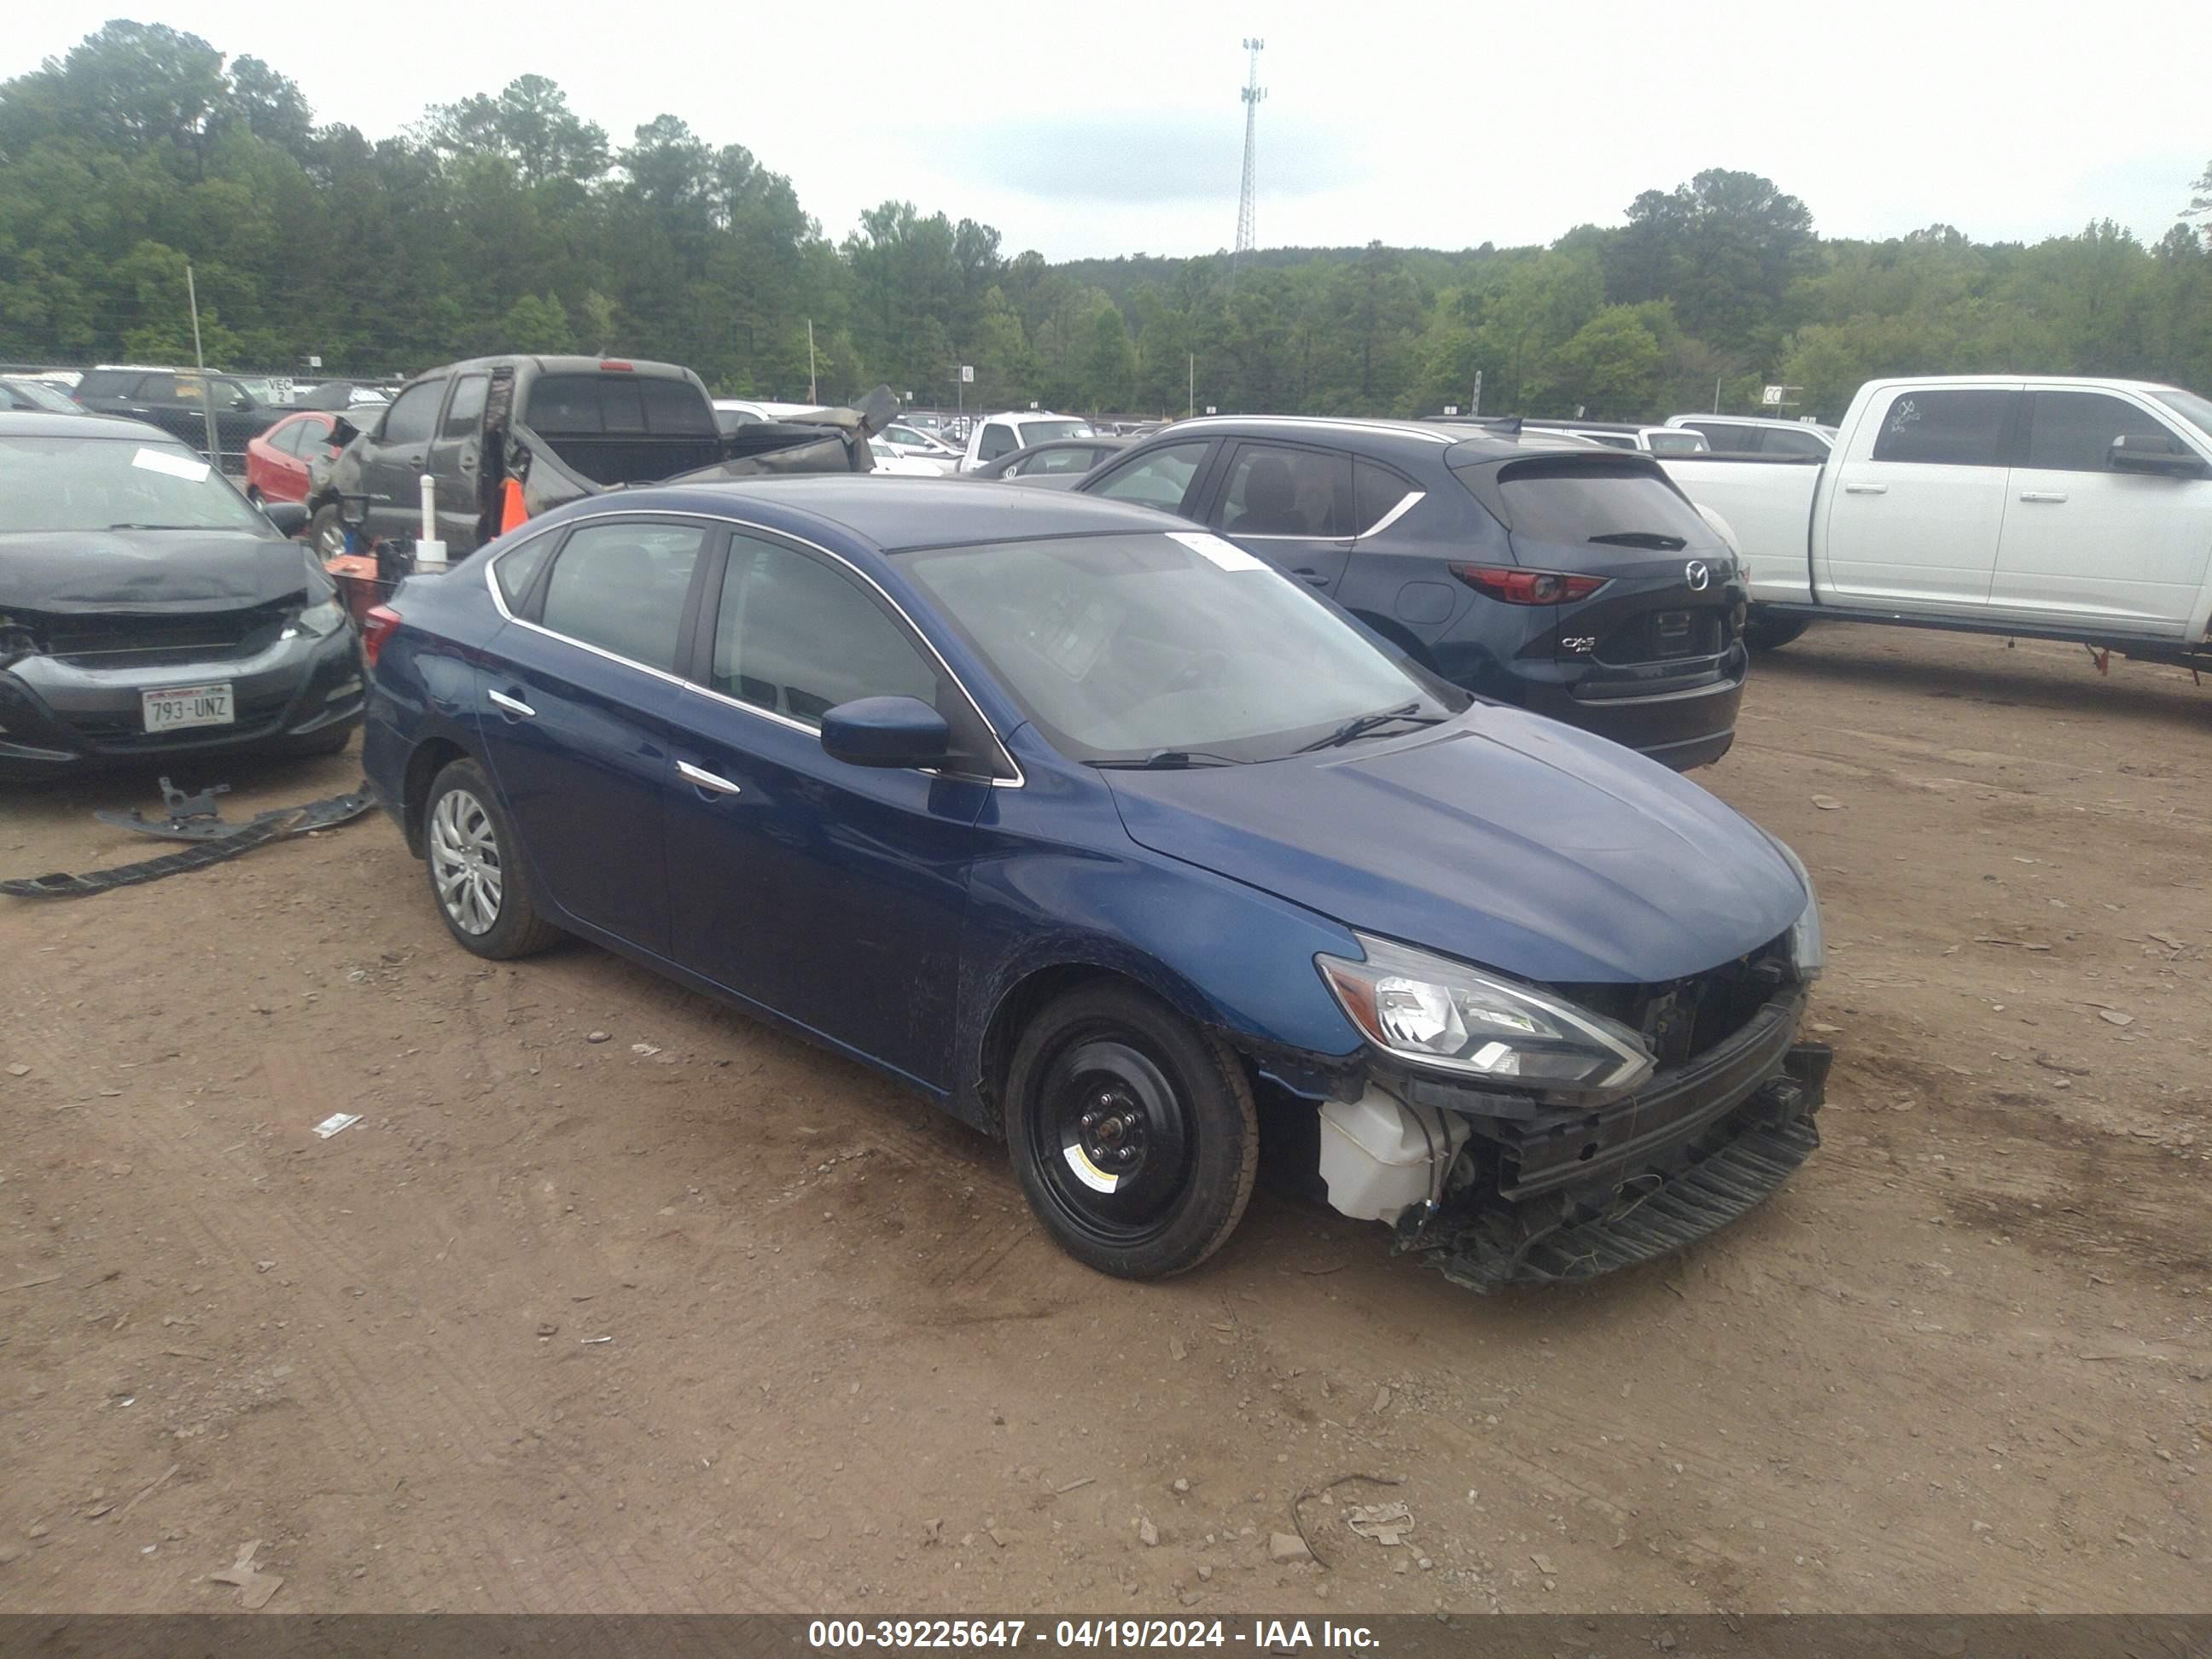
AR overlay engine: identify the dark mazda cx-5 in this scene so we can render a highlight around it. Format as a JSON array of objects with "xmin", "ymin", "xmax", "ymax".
[{"xmin": 1074, "ymin": 416, "xmax": 1749, "ymax": 770}]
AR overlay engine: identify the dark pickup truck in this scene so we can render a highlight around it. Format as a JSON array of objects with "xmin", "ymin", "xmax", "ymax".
[{"xmin": 309, "ymin": 355, "xmax": 893, "ymax": 560}]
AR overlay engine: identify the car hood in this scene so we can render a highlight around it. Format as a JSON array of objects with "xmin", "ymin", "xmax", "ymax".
[
  {"xmin": 1103, "ymin": 707, "xmax": 1807, "ymax": 985},
  {"xmin": 0, "ymin": 530, "xmax": 313, "ymax": 614}
]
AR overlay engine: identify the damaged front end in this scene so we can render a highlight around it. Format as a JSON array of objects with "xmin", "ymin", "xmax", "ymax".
[{"xmin": 1273, "ymin": 922, "xmax": 1830, "ymax": 1290}]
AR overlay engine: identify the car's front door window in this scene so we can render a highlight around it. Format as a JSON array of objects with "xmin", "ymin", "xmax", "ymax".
[
  {"xmin": 711, "ymin": 536, "xmax": 941, "ymax": 725},
  {"xmin": 537, "ymin": 521, "xmax": 708, "ymax": 673},
  {"xmin": 1213, "ymin": 443, "xmax": 1353, "ymax": 538},
  {"xmin": 1087, "ymin": 440, "xmax": 1209, "ymax": 514}
]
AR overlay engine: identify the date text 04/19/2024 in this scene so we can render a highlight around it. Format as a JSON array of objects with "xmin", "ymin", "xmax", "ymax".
[{"xmin": 807, "ymin": 1621, "xmax": 1384, "ymax": 1650}]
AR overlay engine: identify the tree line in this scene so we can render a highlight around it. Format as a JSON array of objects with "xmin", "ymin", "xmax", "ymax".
[{"xmin": 3, "ymin": 21, "xmax": 2209, "ymax": 422}]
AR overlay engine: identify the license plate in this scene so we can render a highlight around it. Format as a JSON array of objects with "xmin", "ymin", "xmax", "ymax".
[{"xmin": 142, "ymin": 682, "xmax": 235, "ymax": 733}]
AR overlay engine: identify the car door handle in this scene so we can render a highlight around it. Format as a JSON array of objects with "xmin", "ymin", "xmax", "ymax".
[
  {"xmin": 486, "ymin": 688, "xmax": 535, "ymax": 719},
  {"xmin": 1842, "ymin": 482, "xmax": 1888, "ymax": 495},
  {"xmin": 1290, "ymin": 568, "xmax": 1331, "ymax": 587},
  {"xmin": 2018, "ymin": 491, "xmax": 2069, "ymax": 504},
  {"xmin": 677, "ymin": 761, "xmax": 742, "ymax": 797}
]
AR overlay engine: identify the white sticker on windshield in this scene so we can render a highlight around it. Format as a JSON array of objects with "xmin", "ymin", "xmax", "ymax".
[
  {"xmin": 1168, "ymin": 530, "xmax": 1268, "ymax": 573},
  {"xmin": 131, "ymin": 447, "xmax": 212, "ymax": 483}
]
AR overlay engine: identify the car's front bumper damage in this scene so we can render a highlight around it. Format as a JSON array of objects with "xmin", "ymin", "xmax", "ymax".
[{"xmin": 1254, "ymin": 982, "xmax": 1829, "ymax": 1289}]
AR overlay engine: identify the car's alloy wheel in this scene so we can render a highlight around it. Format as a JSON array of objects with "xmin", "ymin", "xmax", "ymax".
[
  {"xmin": 310, "ymin": 504, "xmax": 346, "ymax": 559},
  {"xmin": 1005, "ymin": 985, "xmax": 1257, "ymax": 1279},
  {"xmin": 428, "ymin": 786, "xmax": 503, "ymax": 935}
]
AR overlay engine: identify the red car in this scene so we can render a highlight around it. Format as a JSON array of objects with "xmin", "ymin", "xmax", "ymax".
[{"xmin": 244, "ymin": 410, "xmax": 340, "ymax": 505}]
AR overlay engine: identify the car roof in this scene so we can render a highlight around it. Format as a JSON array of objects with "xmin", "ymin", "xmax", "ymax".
[
  {"xmin": 0, "ymin": 410, "xmax": 182, "ymax": 440},
  {"xmin": 587, "ymin": 474, "xmax": 1182, "ymax": 552},
  {"xmin": 1168, "ymin": 413, "xmax": 1592, "ymax": 461}
]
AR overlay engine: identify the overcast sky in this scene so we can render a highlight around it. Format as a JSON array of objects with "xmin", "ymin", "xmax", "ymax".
[{"xmin": 11, "ymin": 0, "xmax": 2208, "ymax": 260}]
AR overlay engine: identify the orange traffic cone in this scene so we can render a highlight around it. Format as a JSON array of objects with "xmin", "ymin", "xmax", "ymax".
[{"xmin": 498, "ymin": 477, "xmax": 527, "ymax": 534}]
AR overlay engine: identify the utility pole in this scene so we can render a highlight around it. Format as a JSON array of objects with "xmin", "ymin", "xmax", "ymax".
[
  {"xmin": 1187, "ymin": 352, "xmax": 1195, "ymax": 420},
  {"xmin": 1470, "ymin": 369, "xmax": 1482, "ymax": 417},
  {"xmin": 185, "ymin": 264, "xmax": 220, "ymax": 471},
  {"xmin": 1231, "ymin": 38, "xmax": 1266, "ymax": 286},
  {"xmin": 806, "ymin": 318, "xmax": 818, "ymax": 404}
]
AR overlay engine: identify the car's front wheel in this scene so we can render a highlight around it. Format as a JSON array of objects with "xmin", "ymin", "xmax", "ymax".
[
  {"xmin": 1004, "ymin": 983, "xmax": 1257, "ymax": 1279},
  {"xmin": 309, "ymin": 504, "xmax": 348, "ymax": 560},
  {"xmin": 422, "ymin": 758, "xmax": 562, "ymax": 959}
]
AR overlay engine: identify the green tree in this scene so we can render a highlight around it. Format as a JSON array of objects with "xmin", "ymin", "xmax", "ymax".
[{"xmin": 502, "ymin": 291, "xmax": 573, "ymax": 353}]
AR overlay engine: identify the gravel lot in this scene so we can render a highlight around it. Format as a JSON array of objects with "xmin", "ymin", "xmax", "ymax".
[{"xmin": 1, "ymin": 625, "xmax": 2205, "ymax": 1615}]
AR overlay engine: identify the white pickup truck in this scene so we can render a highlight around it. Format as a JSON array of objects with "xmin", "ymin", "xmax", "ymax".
[{"xmin": 1660, "ymin": 375, "xmax": 2212, "ymax": 668}]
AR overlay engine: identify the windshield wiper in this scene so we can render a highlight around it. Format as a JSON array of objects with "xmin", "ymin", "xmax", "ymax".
[
  {"xmin": 1587, "ymin": 531, "xmax": 1687, "ymax": 550},
  {"xmin": 105, "ymin": 523, "xmax": 204, "ymax": 531},
  {"xmin": 1093, "ymin": 749, "xmax": 1243, "ymax": 770},
  {"xmin": 1298, "ymin": 701, "xmax": 1445, "ymax": 753}
]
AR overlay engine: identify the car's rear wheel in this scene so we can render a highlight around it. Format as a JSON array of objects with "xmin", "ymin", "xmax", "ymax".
[
  {"xmin": 422, "ymin": 758, "xmax": 561, "ymax": 959},
  {"xmin": 1004, "ymin": 983, "xmax": 1257, "ymax": 1279},
  {"xmin": 1743, "ymin": 610, "xmax": 1810, "ymax": 651}
]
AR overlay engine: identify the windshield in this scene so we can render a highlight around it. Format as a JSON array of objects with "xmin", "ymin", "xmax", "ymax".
[
  {"xmin": 0, "ymin": 435, "xmax": 271, "ymax": 534},
  {"xmin": 1021, "ymin": 419, "xmax": 1093, "ymax": 444},
  {"xmin": 2150, "ymin": 387, "xmax": 2212, "ymax": 443},
  {"xmin": 900, "ymin": 531, "xmax": 1465, "ymax": 764}
]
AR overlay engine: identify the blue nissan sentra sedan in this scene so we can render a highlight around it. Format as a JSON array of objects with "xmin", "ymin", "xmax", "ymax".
[{"xmin": 360, "ymin": 478, "xmax": 1831, "ymax": 1287}]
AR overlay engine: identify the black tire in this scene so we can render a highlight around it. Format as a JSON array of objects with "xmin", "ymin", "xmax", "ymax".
[
  {"xmin": 1743, "ymin": 609, "xmax": 1810, "ymax": 651},
  {"xmin": 309, "ymin": 504, "xmax": 348, "ymax": 561},
  {"xmin": 1004, "ymin": 982, "xmax": 1258, "ymax": 1280},
  {"xmin": 421, "ymin": 758, "xmax": 562, "ymax": 959},
  {"xmin": 245, "ymin": 485, "xmax": 263, "ymax": 506}
]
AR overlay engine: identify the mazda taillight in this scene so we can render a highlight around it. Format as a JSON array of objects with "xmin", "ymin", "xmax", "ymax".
[
  {"xmin": 1448, "ymin": 566, "xmax": 1607, "ymax": 605},
  {"xmin": 361, "ymin": 604, "xmax": 401, "ymax": 670}
]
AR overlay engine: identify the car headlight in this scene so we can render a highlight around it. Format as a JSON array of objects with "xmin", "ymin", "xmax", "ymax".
[
  {"xmin": 283, "ymin": 597, "xmax": 348, "ymax": 639},
  {"xmin": 1767, "ymin": 835, "xmax": 1825, "ymax": 980},
  {"xmin": 1317, "ymin": 933, "xmax": 1656, "ymax": 1101}
]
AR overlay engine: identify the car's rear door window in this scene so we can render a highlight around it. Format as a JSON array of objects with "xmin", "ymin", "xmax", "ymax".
[
  {"xmin": 536, "ymin": 521, "xmax": 707, "ymax": 672},
  {"xmin": 1868, "ymin": 388, "xmax": 2014, "ymax": 467},
  {"xmin": 1213, "ymin": 443, "xmax": 1353, "ymax": 537},
  {"xmin": 1353, "ymin": 458, "xmax": 1420, "ymax": 535},
  {"xmin": 710, "ymin": 537, "xmax": 941, "ymax": 725},
  {"xmin": 1087, "ymin": 440, "xmax": 1210, "ymax": 513}
]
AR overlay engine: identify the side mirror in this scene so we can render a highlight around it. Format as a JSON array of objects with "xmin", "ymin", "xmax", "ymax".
[
  {"xmin": 329, "ymin": 416, "xmax": 360, "ymax": 449},
  {"xmin": 262, "ymin": 500, "xmax": 310, "ymax": 538},
  {"xmin": 2109, "ymin": 433, "xmax": 2205, "ymax": 477},
  {"xmin": 820, "ymin": 696, "xmax": 950, "ymax": 769}
]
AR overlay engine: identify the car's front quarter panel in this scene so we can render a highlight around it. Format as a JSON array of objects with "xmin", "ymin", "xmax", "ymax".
[{"xmin": 947, "ymin": 737, "xmax": 1368, "ymax": 1132}]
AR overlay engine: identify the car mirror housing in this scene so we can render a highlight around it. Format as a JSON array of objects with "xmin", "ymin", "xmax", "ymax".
[
  {"xmin": 2108, "ymin": 434, "xmax": 2204, "ymax": 477},
  {"xmin": 261, "ymin": 499, "xmax": 310, "ymax": 538},
  {"xmin": 820, "ymin": 696, "xmax": 952, "ymax": 769}
]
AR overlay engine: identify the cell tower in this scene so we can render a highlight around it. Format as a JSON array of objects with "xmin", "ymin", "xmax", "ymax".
[{"xmin": 1232, "ymin": 38, "xmax": 1266, "ymax": 282}]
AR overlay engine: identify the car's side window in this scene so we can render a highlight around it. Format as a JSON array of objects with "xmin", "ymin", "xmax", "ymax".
[
  {"xmin": 1089, "ymin": 440, "xmax": 1209, "ymax": 513},
  {"xmin": 711, "ymin": 535, "xmax": 941, "ymax": 726},
  {"xmin": 1868, "ymin": 388, "xmax": 2012, "ymax": 467},
  {"xmin": 380, "ymin": 381, "xmax": 445, "ymax": 446},
  {"xmin": 492, "ymin": 530, "xmax": 558, "ymax": 611},
  {"xmin": 978, "ymin": 422, "xmax": 1017, "ymax": 462},
  {"xmin": 1036, "ymin": 447, "xmax": 1092, "ymax": 474},
  {"xmin": 1766, "ymin": 427, "xmax": 1829, "ymax": 458},
  {"xmin": 2021, "ymin": 392, "xmax": 2176, "ymax": 474},
  {"xmin": 441, "ymin": 375, "xmax": 489, "ymax": 439},
  {"xmin": 1214, "ymin": 443, "xmax": 1353, "ymax": 538},
  {"xmin": 536, "ymin": 521, "xmax": 707, "ymax": 672},
  {"xmin": 1353, "ymin": 458, "xmax": 1419, "ymax": 534}
]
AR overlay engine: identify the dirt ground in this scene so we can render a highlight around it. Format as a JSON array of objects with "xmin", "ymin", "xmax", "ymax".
[{"xmin": 1, "ymin": 625, "xmax": 2205, "ymax": 1617}]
